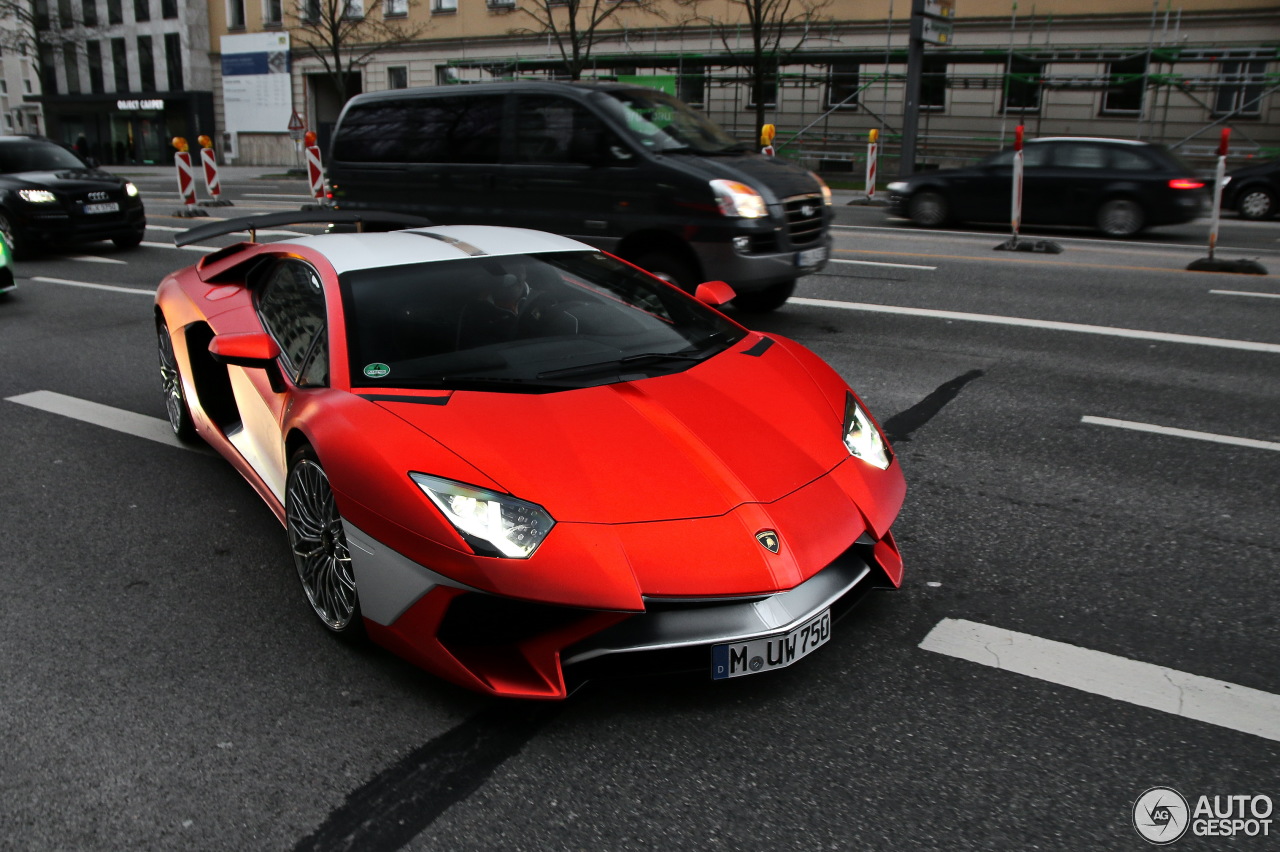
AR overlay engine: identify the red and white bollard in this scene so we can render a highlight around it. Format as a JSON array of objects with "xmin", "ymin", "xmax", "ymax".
[
  {"xmin": 1010, "ymin": 124, "xmax": 1024, "ymax": 240},
  {"xmin": 865, "ymin": 129, "xmax": 879, "ymax": 202},
  {"xmin": 1207, "ymin": 128, "xmax": 1229, "ymax": 261},
  {"xmin": 1186, "ymin": 128, "xmax": 1265, "ymax": 272},
  {"xmin": 304, "ymin": 131, "xmax": 324, "ymax": 202},
  {"xmin": 760, "ymin": 123, "xmax": 776, "ymax": 158},
  {"xmin": 196, "ymin": 135, "xmax": 232, "ymax": 207},
  {"xmin": 171, "ymin": 137, "xmax": 206, "ymax": 218}
]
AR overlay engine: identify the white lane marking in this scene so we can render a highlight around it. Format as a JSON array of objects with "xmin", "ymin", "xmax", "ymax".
[
  {"xmin": 243, "ymin": 193, "xmax": 315, "ymax": 200},
  {"xmin": 1082, "ymin": 416, "xmax": 1280, "ymax": 451},
  {"xmin": 920, "ymin": 618, "xmax": 1280, "ymax": 743},
  {"xmin": 32, "ymin": 276, "xmax": 153, "ymax": 296},
  {"xmin": 141, "ymin": 240, "xmax": 222, "ymax": 252},
  {"xmin": 1211, "ymin": 289, "xmax": 1280, "ymax": 300},
  {"xmin": 832, "ymin": 223, "xmax": 1280, "ymax": 256},
  {"xmin": 146, "ymin": 223, "xmax": 308, "ymax": 237},
  {"xmin": 64, "ymin": 254, "xmax": 128, "ymax": 264},
  {"xmin": 789, "ymin": 297, "xmax": 1280, "ymax": 354},
  {"xmin": 830, "ymin": 258, "xmax": 937, "ymax": 271},
  {"xmin": 6, "ymin": 390, "xmax": 201, "ymax": 452}
]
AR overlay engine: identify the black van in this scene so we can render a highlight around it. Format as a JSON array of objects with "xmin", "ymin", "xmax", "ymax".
[{"xmin": 325, "ymin": 81, "xmax": 833, "ymax": 312}]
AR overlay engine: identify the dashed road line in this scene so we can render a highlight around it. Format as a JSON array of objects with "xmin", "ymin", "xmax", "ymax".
[
  {"xmin": 1082, "ymin": 416, "xmax": 1280, "ymax": 451},
  {"xmin": 920, "ymin": 618, "xmax": 1280, "ymax": 743},
  {"xmin": 5, "ymin": 390, "xmax": 203, "ymax": 452},
  {"xmin": 64, "ymin": 254, "xmax": 128, "ymax": 264},
  {"xmin": 32, "ymin": 276, "xmax": 153, "ymax": 296},
  {"xmin": 789, "ymin": 297, "xmax": 1280, "ymax": 354},
  {"xmin": 831, "ymin": 257, "xmax": 937, "ymax": 271},
  {"xmin": 1211, "ymin": 289, "xmax": 1280, "ymax": 300}
]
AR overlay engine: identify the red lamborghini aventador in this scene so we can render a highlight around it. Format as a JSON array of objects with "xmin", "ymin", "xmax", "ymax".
[{"xmin": 155, "ymin": 212, "xmax": 906, "ymax": 699}]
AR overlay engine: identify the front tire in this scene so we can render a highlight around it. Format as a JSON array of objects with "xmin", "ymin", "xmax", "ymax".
[
  {"xmin": 156, "ymin": 319, "xmax": 198, "ymax": 443},
  {"xmin": 1096, "ymin": 198, "xmax": 1145, "ymax": 237},
  {"xmin": 907, "ymin": 191, "xmax": 949, "ymax": 227},
  {"xmin": 731, "ymin": 279, "xmax": 796, "ymax": 313},
  {"xmin": 286, "ymin": 447, "xmax": 364, "ymax": 638},
  {"xmin": 1237, "ymin": 187, "xmax": 1276, "ymax": 220}
]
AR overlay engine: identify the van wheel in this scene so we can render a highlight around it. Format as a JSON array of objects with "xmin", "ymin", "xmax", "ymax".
[
  {"xmin": 630, "ymin": 251, "xmax": 697, "ymax": 292},
  {"xmin": 732, "ymin": 280, "xmax": 796, "ymax": 313},
  {"xmin": 1096, "ymin": 198, "xmax": 1145, "ymax": 237},
  {"xmin": 907, "ymin": 191, "xmax": 949, "ymax": 227}
]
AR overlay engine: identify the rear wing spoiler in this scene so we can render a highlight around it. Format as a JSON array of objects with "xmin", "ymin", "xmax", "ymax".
[{"xmin": 174, "ymin": 210, "xmax": 434, "ymax": 247}]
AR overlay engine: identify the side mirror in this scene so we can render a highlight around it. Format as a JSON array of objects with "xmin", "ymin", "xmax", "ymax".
[
  {"xmin": 694, "ymin": 280, "xmax": 736, "ymax": 306},
  {"xmin": 208, "ymin": 331, "xmax": 281, "ymax": 368}
]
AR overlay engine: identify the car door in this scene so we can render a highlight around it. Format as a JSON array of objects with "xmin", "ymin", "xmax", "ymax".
[
  {"xmin": 1032, "ymin": 141, "xmax": 1113, "ymax": 224},
  {"xmin": 225, "ymin": 259, "xmax": 329, "ymax": 502}
]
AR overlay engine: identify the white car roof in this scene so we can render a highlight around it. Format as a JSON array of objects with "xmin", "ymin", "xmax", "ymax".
[{"xmin": 287, "ymin": 225, "xmax": 597, "ymax": 275}]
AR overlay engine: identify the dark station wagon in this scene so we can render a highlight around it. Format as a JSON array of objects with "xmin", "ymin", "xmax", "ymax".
[{"xmin": 887, "ymin": 137, "xmax": 1208, "ymax": 237}]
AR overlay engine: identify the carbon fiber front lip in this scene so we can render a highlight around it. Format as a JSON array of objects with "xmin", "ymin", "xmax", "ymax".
[{"xmin": 560, "ymin": 551, "xmax": 873, "ymax": 666}]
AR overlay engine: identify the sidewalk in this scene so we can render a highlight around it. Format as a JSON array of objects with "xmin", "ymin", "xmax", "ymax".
[{"xmin": 108, "ymin": 163, "xmax": 307, "ymax": 182}]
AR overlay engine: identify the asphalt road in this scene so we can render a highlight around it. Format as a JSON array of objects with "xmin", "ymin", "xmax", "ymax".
[{"xmin": 1, "ymin": 174, "xmax": 1277, "ymax": 852}]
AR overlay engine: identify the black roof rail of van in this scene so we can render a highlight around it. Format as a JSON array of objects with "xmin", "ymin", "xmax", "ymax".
[{"xmin": 174, "ymin": 210, "xmax": 434, "ymax": 247}]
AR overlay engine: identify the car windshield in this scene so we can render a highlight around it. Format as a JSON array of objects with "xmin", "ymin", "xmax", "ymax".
[
  {"xmin": 0, "ymin": 140, "xmax": 87, "ymax": 173},
  {"xmin": 340, "ymin": 250, "xmax": 746, "ymax": 391},
  {"xmin": 595, "ymin": 89, "xmax": 747, "ymax": 154}
]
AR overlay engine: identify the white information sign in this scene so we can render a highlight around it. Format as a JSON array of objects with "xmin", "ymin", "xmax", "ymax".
[{"xmin": 221, "ymin": 33, "xmax": 293, "ymax": 134}]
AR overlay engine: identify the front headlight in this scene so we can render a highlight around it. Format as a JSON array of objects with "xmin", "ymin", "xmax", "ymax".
[
  {"xmin": 810, "ymin": 172, "xmax": 834, "ymax": 206},
  {"xmin": 19, "ymin": 189, "xmax": 57, "ymax": 203},
  {"xmin": 125, "ymin": 181, "xmax": 139, "ymax": 197},
  {"xmin": 842, "ymin": 392, "xmax": 891, "ymax": 470},
  {"xmin": 710, "ymin": 179, "xmax": 767, "ymax": 218},
  {"xmin": 410, "ymin": 472, "xmax": 555, "ymax": 559},
  {"xmin": 886, "ymin": 181, "xmax": 909, "ymax": 194}
]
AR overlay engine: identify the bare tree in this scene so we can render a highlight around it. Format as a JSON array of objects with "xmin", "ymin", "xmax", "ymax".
[
  {"xmin": 288, "ymin": 0, "xmax": 428, "ymax": 106},
  {"xmin": 508, "ymin": 0, "xmax": 664, "ymax": 81},
  {"xmin": 677, "ymin": 0, "xmax": 832, "ymax": 142}
]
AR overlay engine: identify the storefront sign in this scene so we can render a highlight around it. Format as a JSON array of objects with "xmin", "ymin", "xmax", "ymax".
[{"xmin": 117, "ymin": 99, "xmax": 165, "ymax": 111}]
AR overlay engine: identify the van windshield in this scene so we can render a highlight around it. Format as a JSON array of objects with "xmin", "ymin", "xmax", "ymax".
[{"xmin": 597, "ymin": 89, "xmax": 747, "ymax": 155}]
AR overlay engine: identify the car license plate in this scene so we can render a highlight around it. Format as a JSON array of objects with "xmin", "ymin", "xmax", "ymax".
[
  {"xmin": 711, "ymin": 610, "xmax": 831, "ymax": 680},
  {"xmin": 84, "ymin": 202, "xmax": 119, "ymax": 214},
  {"xmin": 796, "ymin": 246, "xmax": 827, "ymax": 268}
]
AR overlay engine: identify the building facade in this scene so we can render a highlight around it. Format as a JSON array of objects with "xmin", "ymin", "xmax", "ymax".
[
  {"xmin": 31, "ymin": 0, "xmax": 214, "ymax": 165},
  {"xmin": 207, "ymin": 0, "xmax": 1279, "ymax": 170}
]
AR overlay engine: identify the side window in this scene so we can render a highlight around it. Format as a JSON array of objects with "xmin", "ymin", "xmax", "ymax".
[
  {"xmin": 332, "ymin": 95, "xmax": 503, "ymax": 164},
  {"xmin": 257, "ymin": 261, "xmax": 328, "ymax": 385},
  {"xmin": 1110, "ymin": 148, "xmax": 1156, "ymax": 171},
  {"xmin": 1056, "ymin": 143, "xmax": 1109, "ymax": 169},
  {"xmin": 1022, "ymin": 144, "xmax": 1052, "ymax": 167},
  {"xmin": 512, "ymin": 95, "xmax": 626, "ymax": 166}
]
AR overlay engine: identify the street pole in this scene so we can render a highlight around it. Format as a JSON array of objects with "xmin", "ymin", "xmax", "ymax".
[{"xmin": 898, "ymin": 0, "xmax": 926, "ymax": 177}]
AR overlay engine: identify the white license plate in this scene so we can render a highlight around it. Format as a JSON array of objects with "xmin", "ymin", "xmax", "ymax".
[
  {"xmin": 84, "ymin": 202, "xmax": 119, "ymax": 214},
  {"xmin": 712, "ymin": 610, "xmax": 831, "ymax": 680},
  {"xmin": 796, "ymin": 246, "xmax": 828, "ymax": 267}
]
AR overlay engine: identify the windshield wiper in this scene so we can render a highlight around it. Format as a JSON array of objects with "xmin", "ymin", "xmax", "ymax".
[{"xmin": 536, "ymin": 351, "xmax": 706, "ymax": 380}]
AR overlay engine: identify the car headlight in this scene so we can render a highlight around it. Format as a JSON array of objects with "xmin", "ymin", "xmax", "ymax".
[
  {"xmin": 810, "ymin": 172, "xmax": 834, "ymax": 206},
  {"xmin": 410, "ymin": 472, "xmax": 555, "ymax": 558},
  {"xmin": 842, "ymin": 392, "xmax": 891, "ymax": 470},
  {"xmin": 710, "ymin": 179, "xmax": 767, "ymax": 218},
  {"xmin": 125, "ymin": 182, "xmax": 139, "ymax": 197},
  {"xmin": 19, "ymin": 189, "xmax": 57, "ymax": 203},
  {"xmin": 886, "ymin": 181, "xmax": 909, "ymax": 194}
]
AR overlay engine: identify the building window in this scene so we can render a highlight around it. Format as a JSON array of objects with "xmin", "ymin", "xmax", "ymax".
[
  {"xmin": 63, "ymin": 46, "xmax": 81, "ymax": 94},
  {"xmin": 678, "ymin": 65, "xmax": 705, "ymax": 106},
  {"xmin": 111, "ymin": 37, "xmax": 128, "ymax": 91},
  {"xmin": 263, "ymin": 0, "xmax": 282, "ymax": 24},
  {"xmin": 33, "ymin": 0, "xmax": 50, "ymax": 30},
  {"xmin": 1102, "ymin": 56, "xmax": 1146, "ymax": 114},
  {"xmin": 107, "ymin": 0, "xmax": 122, "ymax": 23},
  {"xmin": 1003, "ymin": 56, "xmax": 1042, "ymax": 112},
  {"xmin": 161, "ymin": 0, "xmax": 177, "ymax": 17},
  {"xmin": 385, "ymin": 0, "xmax": 406, "ymax": 15},
  {"xmin": 24, "ymin": 78, "xmax": 33, "ymax": 94},
  {"xmin": 137, "ymin": 35, "xmax": 154, "ymax": 92},
  {"xmin": 434, "ymin": 0, "xmax": 457, "ymax": 13},
  {"xmin": 342, "ymin": 0, "xmax": 363, "ymax": 18},
  {"xmin": 39, "ymin": 44, "xmax": 58, "ymax": 94},
  {"xmin": 82, "ymin": 0, "xmax": 98, "ymax": 26},
  {"xmin": 747, "ymin": 67, "xmax": 777, "ymax": 109},
  {"xmin": 165, "ymin": 33, "xmax": 182, "ymax": 91},
  {"xmin": 387, "ymin": 66, "xmax": 408, "ymax": 89},
  {"xmin": 0, "ymin": 80, "xmax": 6, "ymax": 93},
  {"xmin": 133, "ymin": 0, "xmax": 149, "ymax": 21},
  {"xmin": 827, "ymin": 62, "xmax": 859, "ymax": 109},
  {"xmin": 58, "ymin": 0, "xmax": 74, "ymax": 29},
  {"xmin": 1214, "ymin": 60, "xmax": 1267, "ymax": 117},
  {"xmin": 227, "ymin": 0, "xmax": 245, "ymax": 28},
  {"xmin": 87, "ymin": 40, "xmax": 103, "ymax": 93},
  {"xmin": 921, "ymin": 56, "xmax": 947, "ymax": 111},
  {"xmin": 302, "ymin": 0, "xmax": 319, "ymax": 21}
]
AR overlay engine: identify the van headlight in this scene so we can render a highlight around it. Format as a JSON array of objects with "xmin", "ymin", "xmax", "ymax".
[
  {"xmin": 842, "ymin": 392, "xmax": 892, "ymax": 470},
  {"xmin": 19, "ymin": 189, "xmax": 57, "ymax": 203},
  {"xmin": 710, "ymin": 179, "xmax": 767, "ymax": 219},
  {"xmin": 125, "ymin": 182, "xmax": 139, "ymax": 197},
  {"xmin": 410, "ymin": 473, "xmax": 555, "ymax": 558}
]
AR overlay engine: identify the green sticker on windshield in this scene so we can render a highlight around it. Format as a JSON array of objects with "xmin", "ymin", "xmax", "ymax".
[{"xmin": 363, "ymin": 363, "xmax": 390, "ymax": 379}]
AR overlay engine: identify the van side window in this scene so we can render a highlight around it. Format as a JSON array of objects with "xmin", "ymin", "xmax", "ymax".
[
  {"xmin": 512, "ymin": 95, "xmax": 628, "ymax": 166},
  {"xmin": 333, "ymin": 95, "xmax": 504, "ymax": 164}
]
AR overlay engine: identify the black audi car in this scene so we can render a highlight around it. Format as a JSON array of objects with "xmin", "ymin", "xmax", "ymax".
[
  {"xmin": 886, "ymin": 137, "xmax": 1208, "ymax": 237},
  {"xmin": 1222, "ymin": 157, "xmax": 1278, "ymax": 220},
  {"xmin": 0, "ymin": 135, "xmax": 146, "ymax": 255}
]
